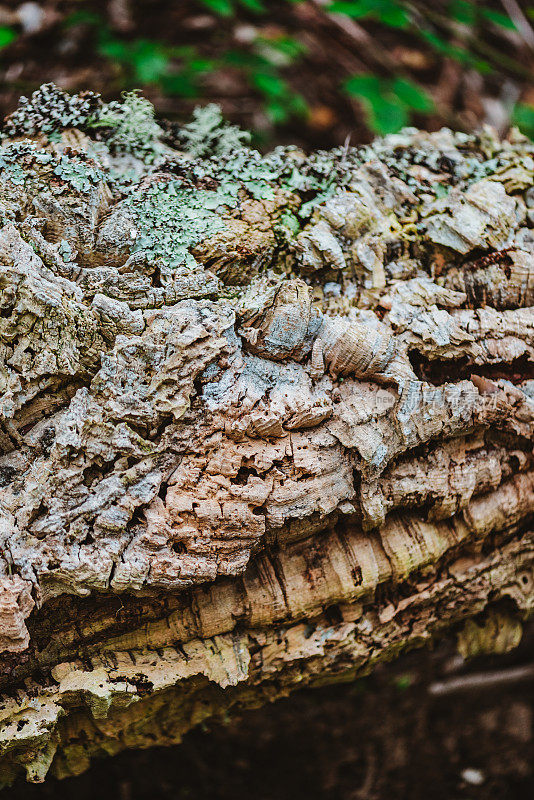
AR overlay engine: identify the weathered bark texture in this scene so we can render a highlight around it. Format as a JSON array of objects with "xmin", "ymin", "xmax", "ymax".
[{"xmin": 0, "ymin": 85, "xmax": 533, "ymax": 783}]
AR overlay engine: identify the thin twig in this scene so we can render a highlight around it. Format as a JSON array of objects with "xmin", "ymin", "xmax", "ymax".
[
  {"xmin": 310, "ymin": 0, "xmax": 400, "ymax": 72},
  {"xmin": 500, "ymin": 0, "xmax": 534, "ymax": 51},
  {"xmin": 414, "ymin": 5, "xmax": 534, "ymax": 81},
  {"xmin": 429, "ymin": 663, "xmax": 534, "ymax": 696}
]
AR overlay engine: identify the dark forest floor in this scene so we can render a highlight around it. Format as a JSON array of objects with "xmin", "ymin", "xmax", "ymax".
[{"xmin": 5, "ymin": 633, "xmax": 534, "ymax": 800}]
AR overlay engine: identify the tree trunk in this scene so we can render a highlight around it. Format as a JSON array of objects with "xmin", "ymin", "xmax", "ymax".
[{"xmin": 0, "ymin": 85, "xmax": 533, "ymax": 784}]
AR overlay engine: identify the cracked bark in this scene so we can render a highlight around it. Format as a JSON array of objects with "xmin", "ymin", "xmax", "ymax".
[{"xmin": 0, "ymin": 86, "xmax": 533, "ymax": 784}]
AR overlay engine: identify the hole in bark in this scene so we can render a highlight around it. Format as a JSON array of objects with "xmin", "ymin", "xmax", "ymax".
[
  {"xmin": 130, "ymin": 507, "xmax": 146, "ymax": 526},
  {"xmin": 408, "ymin": 350, "xmax": 534, "ymax": 386},
  {"xmin": 152, "ymin": 266, "xmax": 163, "ymax": 288},
  {"xmin": 158, "ymin": 482, "xmax": 168, "ymax": 501},
  {"xmin": 172, "ymin": 541, "xmax": 187, "ymax": 554},
  {"xmin": 38, "ymin": 426, "xmax": 56, "ymax": 457},
  {"xmin": 28, "ymin": 500, "xmax": 47, "ymax": 531},
  {"xmin": 386, "ymin": 240, "xmax": 404, "ymax": 262},
  {"xmin": 304, "ymin": 623, "xmax": 316, "ymax": 639},
  {"xmin": 0, "ymin": 465, "xmax": 17, "ymax": 487},
  {"xmin": 232, "ymin": 466, "xmax": 256, "ymax": 485},
  {"xmin": 324, "ymin": 604, "xmax": 343, "ymax": 625},
  {"xmin": 82, "ymin": 459, "xmax": 115, "ymax": 487},
  {"xmin": 351, "ymin": 566, "xmax": 362, "ymax": 585},
  {"xmin": 83, "ymin": 465, "xmax": 103, "ymax": 487}
]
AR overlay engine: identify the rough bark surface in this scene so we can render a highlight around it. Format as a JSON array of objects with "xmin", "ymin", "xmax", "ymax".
[{"xmin": 0, "ymin": 84, "xmax": 533, "ymax": 783}]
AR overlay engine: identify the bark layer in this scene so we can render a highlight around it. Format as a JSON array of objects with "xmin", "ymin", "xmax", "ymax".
[{"xmin": 0, "ymin": 85, "xmax": 533, "ymax": 783}]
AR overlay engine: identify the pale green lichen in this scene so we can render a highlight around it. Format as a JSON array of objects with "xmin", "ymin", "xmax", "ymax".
[
  {"xmin": 125, "ymin": 179, "xmax": 228, "ymax": 268},
  {"xmin": 178, "ymin": 103, "xmax": 251, "ymax": 160},
  {"xmin": 90, "ymin": 91, "xmax": 167, "ymax": 164},
  {"xmin": 52, "ymin": 153, "xmax": 104, "ymax": 193},
  {"xmin": 4, "ymin": 83, "xmax": 534, "ymax": 286},
  {"xmin": 0, "ymin": 139, "xmax": 103, "ymax": 196}
]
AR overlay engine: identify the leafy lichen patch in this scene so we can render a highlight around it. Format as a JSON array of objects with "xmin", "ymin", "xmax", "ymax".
[
  {"xmin": 124, "ymin": 177, "xmax": 229, "ymax": 268},
  {"xmin": 2, "ymin": 83, "xmax": 101, "ymax": 138},
  {"xmin": 90, "ymin": 91, "xmax": 168, "ymax": 165}
]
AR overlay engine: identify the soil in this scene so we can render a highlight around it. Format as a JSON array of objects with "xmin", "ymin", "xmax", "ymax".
[{"xmin": 5, "ymin": 632, "xmax": 533, "ymax": 800}]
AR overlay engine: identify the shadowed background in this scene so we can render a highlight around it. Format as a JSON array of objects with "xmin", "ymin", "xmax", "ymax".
[{"xmin": 0, "ymin": 0, "xmax": 534, "ymax": 147}]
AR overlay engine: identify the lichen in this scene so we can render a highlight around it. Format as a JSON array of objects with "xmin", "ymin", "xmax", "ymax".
[
  {"xmin": 177, "ymin": 103, "xmax": 251, "ymax": 160},
  {"xmin": 2, "ymin": 83, "xmax": 101, "ymax": 138},
  {"xmin": 0, "ymin": 139, "xmax": 103, "ymax": 196},
  {"xmin": 90, "ymin": 91, "xmax": 167, "ymax": 164},
  {"xmin": 124, "ymin": 177, "xmax": 229, "ymax": 268}
]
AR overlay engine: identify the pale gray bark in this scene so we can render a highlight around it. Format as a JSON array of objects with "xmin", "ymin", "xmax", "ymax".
[{"xmin": 0, "ymin": 85, "xmax": 533, "ymax": 783}]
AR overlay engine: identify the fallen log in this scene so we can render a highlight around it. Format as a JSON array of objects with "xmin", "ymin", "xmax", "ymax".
[{"xmin": 0, "ymin": 84, "xmax": 533, "ymax": 784}]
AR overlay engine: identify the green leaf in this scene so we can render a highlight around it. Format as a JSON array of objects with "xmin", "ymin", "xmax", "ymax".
[
  {"xmin": 512, "ymin": 102, "xmax": 534, "ymax": 138},
  {"xmin": 329, "ymin": 0, "xmax": 409, "ymax": 27},
  {"xmin": 223, "ymin": 49, "xmax": 261, "ymax": 68},
  {"xmin": 392, "ymin": 77, "xmax": 434, "ymax": 112},
  {"xmin": 368, "ymin": 97, "xmax": 409, "ymax": 135},
  {"xmin": 287, "ymin": 93, "xmax": 309, "ymax": 117},
  {"xmin": 419, "ymin": 29, "xmax": 492, "ymax": 73},
  {"xmin": 379, "ymin": 4, "xmax": 410, "ymax": 28},
  {"xmin": 98, "ymin": 37, "xmax": 130, "ymax": 60},
  {"xmin": 0, "ymin": 26, "xmax": 17, "ymax": 49},
  {"xmin": 480, "ymin": 8, "xmax": 516, "ymax": 30},
  {"xmin": 252, "ymin": 72, "xmax": 287, "ymax": 98},
  {"xmin": 130, "ymin": 41, "xmax": 170, "ymax": 84},
  {"xmin": 63, "ymin": 10, "xmax": 102, "ymax": 28},
  {"xmin": 265, "ymin": 98, "xmax": 290, "ymax": 125},
  {"xmin": 328, "ymin": 1, "xmax": 370, "ymax": 17},
  {"xmin": 344, "ymin": 73, "xmax": 383, "ymax": 102},
  {"xmin": 160, "ymin": 73, "xmax": 197, "ymax": 98},
  {"xmin": 344, "ymin": 73, "xmax": 410, "ymax": 134},
  {"xmin": 259, "ymin": 35, "xmax": 307, "ymax": 60},
  {"xmin": 448, "ymin": 0, "xmax": 476, "ymax": 26},
  {"xmin": 238, "ymin": 0, "xmax": 266, "ymax": 12},
  {"xmin": 199, "ymin": 0, "xmax": 235, "ymax": 16},
  {"xmin": 187, "ymin": 58, "xmax": 217, "ymax": 73}
]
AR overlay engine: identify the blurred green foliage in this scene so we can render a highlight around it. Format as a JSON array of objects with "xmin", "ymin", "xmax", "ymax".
[
  {"xmin": 64, "ymin": 5, "xmax": 308, "ymax": 126},
  {"xmin": 512, "ymin": 103, "xmax": 534, "ymax": 139},
  {"xmin": 3, "ymin": 1, "xmax": 534, "ymax": 140},
  {"xmin": 0, "ymin": 27, "xmax": 16, "ymax": 49},
  {"xmin": 223, "ymin": 35, "xmax": 309, "ymax": 124},
  {"xmin": 344, "ymin": 74, "xmax": 434, "ymax": 135},
  {"xmin": 329, "ymin": 0, "xmax": 410, "ymax": 28},
  {"xmin": 199, "ymin": 0, "xmax": 266, "ymax": 14}
]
